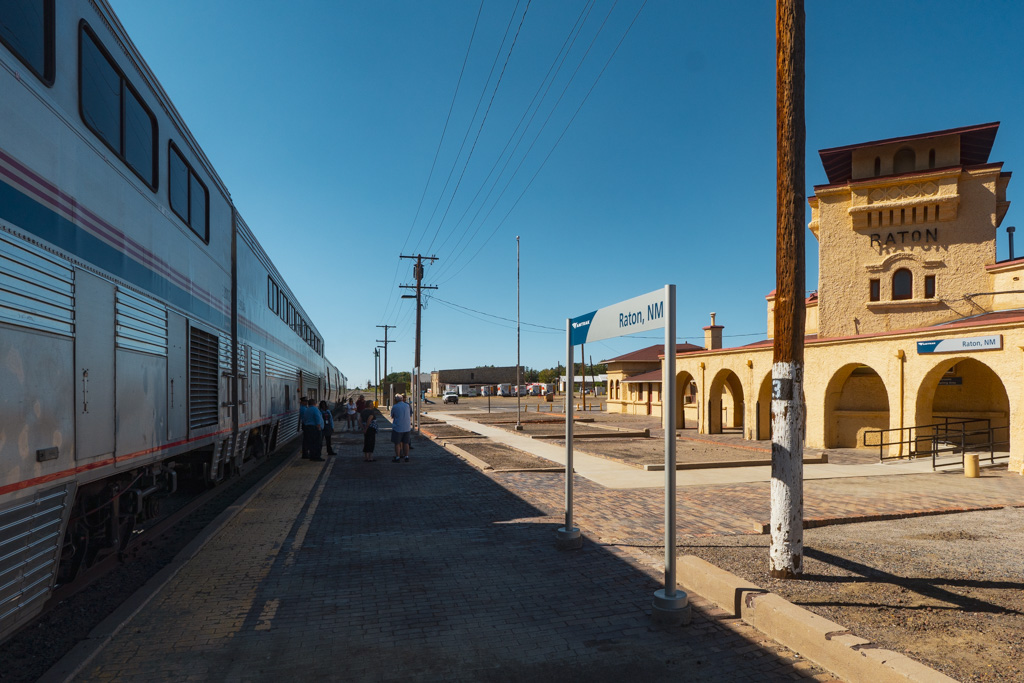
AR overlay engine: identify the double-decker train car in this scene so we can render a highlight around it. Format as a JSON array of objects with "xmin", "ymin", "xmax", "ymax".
[{"xmin": 0, "ymin": 0, "xmax": 345, "ymax": 640}]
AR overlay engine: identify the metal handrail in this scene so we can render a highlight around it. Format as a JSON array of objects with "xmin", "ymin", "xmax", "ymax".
[{"xmin": 863, "ymin": 417, "xmax": 1009, "ymax": 470}]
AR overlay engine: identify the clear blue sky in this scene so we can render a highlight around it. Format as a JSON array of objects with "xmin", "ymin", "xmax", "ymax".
[{"xmin": 110, "ymin": 0, "xmax": 1024, "ymax": 388}]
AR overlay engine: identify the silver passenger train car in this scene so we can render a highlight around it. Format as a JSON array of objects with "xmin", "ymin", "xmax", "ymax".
[{"xmin": 0, "ymin": 0, "xmax": 345, "ymax": 639}]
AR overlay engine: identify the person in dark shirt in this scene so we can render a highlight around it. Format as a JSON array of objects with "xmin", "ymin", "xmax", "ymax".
[
  {"xmin": 319, "ymin": 400, "xmax": 335, "ymax": 456},
  {"xmin": 362, "ymin": 409, "xmax": 378, "ymax": 461}
]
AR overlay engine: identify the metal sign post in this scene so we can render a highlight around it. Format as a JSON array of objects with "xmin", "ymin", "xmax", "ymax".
[
  {"xmin": 563, "ymin": 285, "xmax": 688, "ymax": 625},
  {"xmin": 556, "ymin": 318, "xmax": 582, "ymax": 549}
]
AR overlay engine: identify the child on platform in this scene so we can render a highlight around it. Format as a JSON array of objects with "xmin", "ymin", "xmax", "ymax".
[{"xmin": 362, "ymin": 409, "xmax": 378, "ymax": 462}]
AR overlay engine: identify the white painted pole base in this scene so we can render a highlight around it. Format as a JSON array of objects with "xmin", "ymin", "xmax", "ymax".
[
  {"xmin": 652, "ymin": 589, "xmax": 691, "ymax": 626},
  {"xmin": 555, "ymin": 526, "xmax": 582, "ymax": 550}
]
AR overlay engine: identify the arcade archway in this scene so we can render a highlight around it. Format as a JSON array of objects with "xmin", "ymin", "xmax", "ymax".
[
  {"xmin": 915, "ymin": 358, "xmax": 1010, "ymax": 451},
  {"xmin": 708, "ymin": 369, "xmax": 744, "ymax": 434},
  {"xmin": 823, "ymin": 363, "xmax": 890, "ymax": 448},
  {"xmin": 675, "ymin": 371, "xmax": 698, "ymax": 429}
]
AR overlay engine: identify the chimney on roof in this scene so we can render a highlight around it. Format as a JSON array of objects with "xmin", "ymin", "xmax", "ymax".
[{"xmin": 703, "ymin": 312, "xmax": 723, "ymax": 350}]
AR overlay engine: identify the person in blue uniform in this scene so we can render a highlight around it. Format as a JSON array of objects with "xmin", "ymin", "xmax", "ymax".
[{"xmin": 301, "ymin": 397, "xmax": 324, "ymax": 461}]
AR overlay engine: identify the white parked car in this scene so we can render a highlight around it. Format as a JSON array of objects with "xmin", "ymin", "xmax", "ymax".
[{"xmin": 443, "ymin": 391, "xmax": 459, "ymax": 404}]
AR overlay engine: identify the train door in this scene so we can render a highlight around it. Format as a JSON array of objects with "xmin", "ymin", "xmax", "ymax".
[
  {"xmin": 239, "ymin": 345, "xmax": 251, "ymax": 425},
  {"xmin": 74, "ymin": 271, "xmax": 115, "ymax": 461},
  {"xmin": 252, "ymin": 349, "xmax": 264, "ymax": 419},
  {"xmin": 167, "ymin": 311, "xmax": 187, "ymax": 441}
]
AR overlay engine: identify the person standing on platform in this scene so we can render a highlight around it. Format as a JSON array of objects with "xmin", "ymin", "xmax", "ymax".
[
  {"xmin": 319, "ymin": 400, "xmax": 335, "ymax": 456},
  {"xmin": 346, "ymin": 398, "xmax": 357, "ymax": 431},
  {"xmin": 355, "ymin": 394, "xmax": 366, "ymax": 417},
  {"xmin": 301, "ymin": 397, "xmax": 324, "ymax": 461},
  {"xmin": 390, "ymin": 393, "xmax": 412, "ymax": 462},
  {"xmin": 362, "ymin": 408, "xmax": 379, "ymax": 462},
  {"xmin": 296, "ymin": 397, "xmax": 307, "ymax": 456}
]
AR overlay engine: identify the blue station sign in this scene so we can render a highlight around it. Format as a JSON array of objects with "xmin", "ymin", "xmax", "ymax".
[
  {"xmin": 916, "ymin": 335, "xmax": 1002, "ymax": 354},
  {"xmin": 569, "ymin": 288, "xmax": 666, "ymax": 345}
]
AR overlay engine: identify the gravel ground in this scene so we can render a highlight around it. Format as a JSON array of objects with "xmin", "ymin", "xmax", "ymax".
[
  {"xmin": 0, "ymin": 445, "xmax": 295, "ymax": 683},
  {"xmin": 420, "ymin": 423, "xmax": 480, "ymax": 439},
  {"xmin": 637, "ymin": 507, "xmax": 1024, "ymax": 682},
  {"xmin": 447, "ymin": 438, "xmax": 561, "ymax": 471}
]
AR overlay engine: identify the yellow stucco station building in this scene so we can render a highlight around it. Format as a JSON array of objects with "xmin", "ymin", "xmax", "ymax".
[{"xmin": 606, "ymin": 122, "xmax": 1024, "ymax": 474}]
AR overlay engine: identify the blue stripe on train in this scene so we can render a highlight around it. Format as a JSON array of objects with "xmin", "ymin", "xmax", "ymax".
[{"xmin": 0, "ymin": 177, "xmax": 229, "ymax": 331}]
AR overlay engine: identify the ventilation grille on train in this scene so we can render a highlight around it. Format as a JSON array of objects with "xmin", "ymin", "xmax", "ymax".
[
  {"xmin": 189, "ymin": 327, "xmax": 219, "ymax": 430},
  {"xmin": 0, "ymin": 486, "xmax": 68, "ymax": 641},
  {"xmin": 0, "ymin": 230, "xmax": 74, "ymax": 336},
  {"xmin": 115, "ymin": 288, "xmax": 167, "ymax": 355}
]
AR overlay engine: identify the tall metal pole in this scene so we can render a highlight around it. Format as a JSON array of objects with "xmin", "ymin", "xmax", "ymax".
[
  {"xmin": 516, "ymin": 236, "xmax": 522, "ymax": 430},
  {"xmin": 652, "ymin": 284, "xmax": 688, "ymax": 624},
  {"xmin": 556, "ymin": 319, "xmax": 581, "ymax": 549},
  {"xmin": 770, "ymin": 0, "xmax": 806, "ymax": 580}
]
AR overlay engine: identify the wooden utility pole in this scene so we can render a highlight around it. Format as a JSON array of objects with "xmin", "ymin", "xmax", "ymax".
[
  {"xmin": 400, "ymin": 254, "xmax": 438, "ymax": 432},
  {"xmin": 771, "ymin": 0, "xmax": 806, "ymax": 579},
  {"xmin": 374, "ymin": 347, "xmax": 381, "ymax": 405},
  {"xmin": 376, "ymin": 325, "xmax": 395, "ymax": 405}
]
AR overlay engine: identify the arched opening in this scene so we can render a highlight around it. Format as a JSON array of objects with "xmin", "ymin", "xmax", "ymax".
[
  {"xmin": 892, "ymin": 268, "xmax": 913, "ymax": 300},
  {"xmin": 823, "ymin": 364, "xmax": 890, "ymax": 448},
  {"xmin": 928, "ymin": 148, "xmax": 936, "ymax": 169},
  {"xmin": 873, "ymin": 156, "xmax": 881, "ymax": 176},
  {"xmin": 893, "ymin": 147, "xmax": 916, "ymax": 174},
  {"xmin": 708, "ymin": 369, "xmax": 745, "ymax": 435},
  {"xmin": 675, "ymin": 371, "xmax": 697, "ymax": 429},
  {"xmin": 914, "ymin": 358, "xmax": 1010, "ymax": 453},
  {"xmin": 755, "ymin": 372, "xmax": 773, "ymax": 440}
]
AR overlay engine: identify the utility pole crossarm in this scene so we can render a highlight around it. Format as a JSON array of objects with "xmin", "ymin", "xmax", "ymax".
[{"xmin": 376, "ymin": 324, "xmax": 396, "ymax": 406}]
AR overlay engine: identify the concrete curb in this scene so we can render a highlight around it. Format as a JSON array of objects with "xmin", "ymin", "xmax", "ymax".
[
  {"xmin": 531, "ymin": 430, "xmax": 649, "ymax": 440},
  {"xmin": 39, "ymin": 446, "xmax": 304, "ymax": 683},
  {"xmin": 440, "ymin": 440, "xmax": 566, "ymax": 474},
  {"xmin": 677, "ymin": 555, "xmax": 957, "ymax": 683},
  {"xmin": 441, "ymin": 441, "xmax": 494, "ymax": 471},
  {"xmin": 645, "ymin": 454, "xmax": 828, "ymax": 471}
]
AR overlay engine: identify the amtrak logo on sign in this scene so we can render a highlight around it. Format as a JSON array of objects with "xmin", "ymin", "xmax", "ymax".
[{"xmin": 569, "ymin": 288, "xmax": 666, "ymax": 345}]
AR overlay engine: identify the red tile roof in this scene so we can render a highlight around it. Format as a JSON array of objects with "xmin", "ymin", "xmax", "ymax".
[
  {"xmin": 602, "ymin": 342, "xmax": 703, "ymax": 363},
  {"xmin": 818, "ymin": 121, "xmax": 999, "ymax": 185},
  {"xmin": 622, "ymin": 369, "xmax": 663, "ymax": 383}
]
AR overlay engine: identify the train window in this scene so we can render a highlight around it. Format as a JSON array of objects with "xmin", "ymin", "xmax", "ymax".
[
  {"xmin": 79, "ymin": 23, "xmax": 157, "ymax": 189},
  {"xmin": 190, "ymin": 173, "xmax": 208, "ymax": 239},
  {"xmin": 0, "ymin": 0, "xmax": 54, "ymax": 85},
  {"xmin": 169, "ymin": 148, "xmax": 188, "ymax": 217},
  {"xmin": 168, "ymin": 142, "xmax": 209, "ymax": 241}
]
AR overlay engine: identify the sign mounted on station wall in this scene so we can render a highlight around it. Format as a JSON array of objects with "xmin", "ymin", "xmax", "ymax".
[{"xmin": 917, "ymin": 335, "xmax": 1002, "ymax": 354}]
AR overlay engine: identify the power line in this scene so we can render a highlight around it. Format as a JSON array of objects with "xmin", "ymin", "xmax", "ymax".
[
  {"xmin": 429, "ymin": 0, "xmax": 597, "ymax": 264},
  {"xmin": 380, "ymin": 1, "xmax": 484, "ymax": 327},
  {"xmin": 439, "ymin": 0, "xmax": 649, "ymax": 284},
  {"xmin": 429, "ymin": 294, "xmax": 561, "ymax": 331},
  {"xmin": 424, "ymin": 0, "xmax": 533, "ymax": 254},
  {"xmin": 412, "ymin": 0, "xmax": 525, "ymax": 256}
]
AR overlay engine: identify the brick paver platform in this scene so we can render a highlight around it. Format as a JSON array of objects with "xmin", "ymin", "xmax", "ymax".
[
  {"xmin": 497, "ymin": 467, "xmax": 1024, "ymax": 542},
  {"xmin": 75, "ymin": 437, "xmax": 837, "ymax": 682}
]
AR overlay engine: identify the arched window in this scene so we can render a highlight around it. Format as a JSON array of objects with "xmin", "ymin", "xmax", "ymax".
[
  {"xmin": 928, "ymin": 148, "xmax": 936, "ymax": 169},
  {"xmin": 893, "ymin": 268, "xmax": 913, "ymax": 300},
  {"xmin": 893, "ymin": 148, "xmax": 916, "ymax": 174},
  {"xmin": 873, "ymin": 156, "xmax": 881, "ymax": 176}
]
